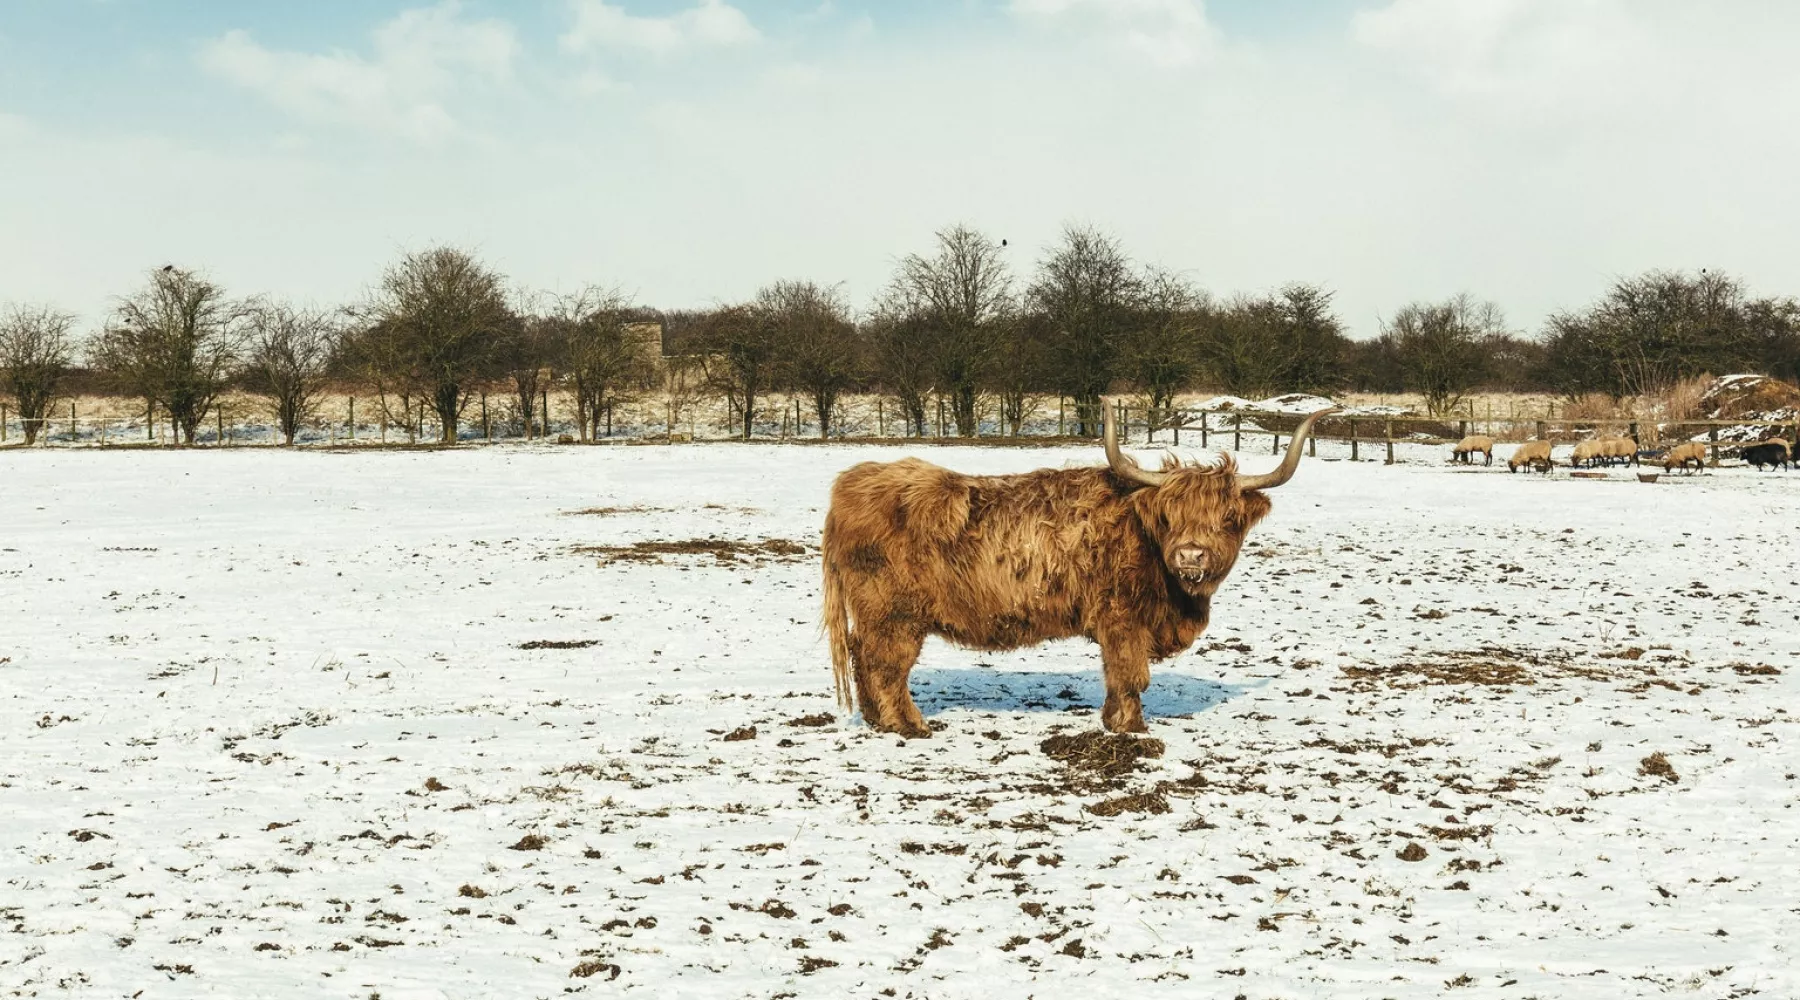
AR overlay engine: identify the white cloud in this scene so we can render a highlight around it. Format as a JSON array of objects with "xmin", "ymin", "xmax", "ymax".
[
  {"xmin": 1009, "ymin": 0, "xmax": 1218, "ymax": 67},
  {"xmin": 561, "ymin": 0, "xmax": 760, "ymax": 57},
  {"xmin": 199, "ymin": 2, "xmax": 518, "ymax": 141},
  {"xmin": 1350, "ymin": 0, "xmax": 1651, "ymax": 113}
]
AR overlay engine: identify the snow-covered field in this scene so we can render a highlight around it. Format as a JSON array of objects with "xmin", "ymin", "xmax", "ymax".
[{"xmin": 2, "ymin": 440, "xmax": 1796, "ymax": 999}]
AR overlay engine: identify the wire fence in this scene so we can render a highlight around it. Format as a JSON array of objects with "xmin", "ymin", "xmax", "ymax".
[{"xmin": 3, "ymin": 396, "xmax": 1796, "ymax": 469}]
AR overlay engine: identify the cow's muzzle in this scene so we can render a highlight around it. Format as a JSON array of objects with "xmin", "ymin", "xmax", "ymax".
[{"xmin": 1172, "ymin": 547, "xmax": 1210, "ymax": 586}]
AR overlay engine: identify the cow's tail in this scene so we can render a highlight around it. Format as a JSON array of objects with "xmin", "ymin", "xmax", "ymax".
[{"xmin": 821, "ymin": 546, "xmax": 855, "ymax": 716}]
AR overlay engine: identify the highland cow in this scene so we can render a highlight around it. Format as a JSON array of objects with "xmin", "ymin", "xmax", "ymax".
[{"xmin": 820, "ymin": 402, "xmax": 1337, "ymax": 737}]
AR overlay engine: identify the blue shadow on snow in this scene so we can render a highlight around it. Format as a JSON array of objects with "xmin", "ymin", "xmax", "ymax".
[{"xmin": 908, "ymin": 667, "xmax": 1252, "ymax": 721}]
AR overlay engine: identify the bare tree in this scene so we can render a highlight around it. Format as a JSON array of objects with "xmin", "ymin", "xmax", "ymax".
[
  {"xmin": 1385, "ymin": 293, "xmax": 1502, "ymax": 417},
  {"xmin": 1027, "ymin": 225, "xmax": 1139, "ymax": 436},
  {"xmin": 1199, "ymin": 284, "xmax": 1348, "ymax": 399},
  {"xmin": 1118, "ymin": 267, "xmax": 1208, "ymax": 414},
  {"xmin": 94, "ymin": 266, "xmax": 246, "ymax": 444},
  {"xmin": 508, "ymin": 309, "xmax": 557, "ymax": 437},
  {"xmin": 365, "ymin": 246, "xmax": 514, "ymax": 443},
  {"xmin": 864, "ymin": 291, "xmax": 935, "ymax": 437},
  {"xmin": 693, "ymin": 303, "xmax": 781, "ymax": 440},
  {"xmin": 242, "ymin": 303, "xmax": 337, "ymax": 446},
  {"xmin": 544, "ymin": 288, "xmax": 655, "ymax": 440},
  {"xmin": 891, "ymin": 225, "xmax": 1013, "ymax": 436},
  {"xmin": 0, "ymin": 305, "xmax": 79, "ymax": 446},
  {"xmin": 987, "ymin": 311, "xmax": 1052, "ymax": 436},
  {"xmin": 766, "ymin": 280, "xmax": 862, "ymax": 439}
]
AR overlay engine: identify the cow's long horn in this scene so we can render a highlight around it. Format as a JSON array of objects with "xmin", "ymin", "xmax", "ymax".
[
  {"xmin": 1235, "ymin": 406, "xmax": 1340, "ymax": 492},
  {"xmin": 1101, "ymin": 396, "xmax": 1166, "ymax": 487}
]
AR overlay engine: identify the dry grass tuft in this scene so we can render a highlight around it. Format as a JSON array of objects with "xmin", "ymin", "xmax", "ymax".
[
  {"xmin": 575, "ymin": 537, "xmax": 812, "ymax": 566},
  {"xmin": 1638, "ymin": 752, "xmax": 1679, "ymax": 784},
  {"xmin": 1085, "ymin": 789, "xmax": 1172, "ymax": 817},
  {"xmin": 1039, "ymin": 732, "xmax": 1165, "ymax": 779}
]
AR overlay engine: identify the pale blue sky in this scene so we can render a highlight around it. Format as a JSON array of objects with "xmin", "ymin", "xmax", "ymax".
[{"xmin": 4, "ymin": 1, "xmax": 1798, "ymax": 337}]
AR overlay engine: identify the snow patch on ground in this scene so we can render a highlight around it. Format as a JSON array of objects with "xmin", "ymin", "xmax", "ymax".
[{"xmin": 2, "ymin": 444, "xmax": 1797, "ymax": 998}]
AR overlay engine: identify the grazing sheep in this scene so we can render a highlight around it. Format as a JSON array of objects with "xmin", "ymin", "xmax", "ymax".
[
  {"xmin": 1569, "ymin": 440, "xmax": 1604, "ymax": 469},
  {"xmin": 1662, "ymin": 441, "xmax": 1707, "ymax": 473},
  {"xmin": 1600, "ymin": 437, "xmax": 1640, "ymax": 467},
  {"xmin": 1451, "ymin": 435, "xmax": 1494, "ymax": 466},
  {"xmin": 1508, "ymin": 440, "xmax": 1554, "ymax": 473}
]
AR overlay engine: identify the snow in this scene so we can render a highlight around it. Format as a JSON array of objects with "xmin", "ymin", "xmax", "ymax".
[
  {"xmin": 1190, "ymin": 395, "xmax": 1256, "ymax": 412},
  {"xmin": 3, "ymin": 441, "xmax": 1798, "ymax": 998},
  {"xmin": 1249, "ymin": 393, "xmax": 1337, "ymax": 415}
]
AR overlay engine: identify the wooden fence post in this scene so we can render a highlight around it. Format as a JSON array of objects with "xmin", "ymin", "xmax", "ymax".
[
  {"xmin": 1233, "ymin": 412, "xmax": 1242, "ymax": 451},
  {"xmin": 1350, "ymin": 419, "xmax": 1359, "ymax": 461},
  {"xmin": 1709, "ymin": 426, "xmax": 1719, "ymax": 466},
  {"xmin": 1384, "ymin": 419, "xmax": 1395, "ymax": 465},
  {"xmin": 1199, "ymin": 411, "xmax": 1208, "ymax": 449},
  {"xmin": 349, "ymin": 397, "xmax": 356, "ymax": 442},
  {"xmin": 70, "ymin": 399, "xmax": 77, "ymax": 442},
  {"xmin": 147, "ymin": 400, "xmax": 155, "ymax": 441},
  {"xmin": 1272, "ymin": 429, "xmax": 1280, "ymax": 455},
  {"xmin": 1173, "ymin": 410, "xmax": 1181, "ymax": 447},
  {"xmin": 1536, "ymin": 420, "xmax": 1546, "ymax": 441},
  {"xmin": 216, "ymin": 406, "xmax": 224, "ymax": 445},
  {"xmin": 1308, "ymin": 429, "xmax": 1316, "ymax": 457},
  {"xmin": 99, "ymin": 418, "xmax": 106, "ymax": 447},
  {"xmin": 877, "ymin": 399, "xmax": 885, "ymax": 437},
  {"xmin": 481, "ymin": 392, "xmax": 489, "ymax": 441},
  {"xmin": 1, "ymin": 402, "xmax": 7, "ymax": 443},
  {"xmin": 542, "ymin": 389, "xmax": 550, "ymax": 438}
]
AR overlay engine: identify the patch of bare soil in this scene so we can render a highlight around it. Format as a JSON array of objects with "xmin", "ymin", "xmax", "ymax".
[
  {"xmin": 518, "ymin": 639, "xmax": 599, "ymax": 650},
  {"xmin": 575, "ymin": 537, "xmax": 813, "ymax": 566},
  {"xmin": 564, "ymin": 505, "xmax": 668, "ymax": 517}
]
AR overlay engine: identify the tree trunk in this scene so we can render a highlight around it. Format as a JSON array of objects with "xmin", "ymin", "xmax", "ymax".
[
  {"xmin": 435, "ymin": 383, "xmax": 461, "ymax": 444},
  {"xmin": 952, "ymin": 385, "xmax": 977, "ymax": 436}
]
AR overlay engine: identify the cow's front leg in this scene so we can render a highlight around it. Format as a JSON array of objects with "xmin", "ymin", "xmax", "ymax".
[{"xmin": 1099, "ymin": 634, "xmax": 1151, "ymax": 734}]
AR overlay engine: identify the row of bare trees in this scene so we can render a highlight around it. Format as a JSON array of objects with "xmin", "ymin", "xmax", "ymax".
[{"xmin": 6, "ymin": 232, "xmax": 1797, "ymax": 445}]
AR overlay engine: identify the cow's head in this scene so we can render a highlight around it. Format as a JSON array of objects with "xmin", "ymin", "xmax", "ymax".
[{"xmin": 1102, "ymin": 401, "xmax": 1337, "ymax": 600}]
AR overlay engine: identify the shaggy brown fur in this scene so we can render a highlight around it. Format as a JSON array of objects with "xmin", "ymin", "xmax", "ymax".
[
  {"xmin": 1507, "ymin": 440, "xmax": 1554, "ymax": 473},
  {"xmin": 822, "ymin": 451, "xmax": 1284, "ymax": 737},
  {"xmin": 1451, "ymin": 435, "xmax": 1494, "ymax": 466}
]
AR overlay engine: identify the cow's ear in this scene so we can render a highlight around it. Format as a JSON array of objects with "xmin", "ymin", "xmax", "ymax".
[{"xmin": 1237, "ymin": 491, "xmax": 1273, "ymax": 530}]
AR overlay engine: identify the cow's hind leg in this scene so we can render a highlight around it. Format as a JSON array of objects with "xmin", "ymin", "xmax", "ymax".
[
  {"xmin": 851, "ymin": 627, "xmax": 929, "ymax": 738},
  {"xmin": 1099, "ymin": 634, "xmax": 1151, "ymax": 734}
]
